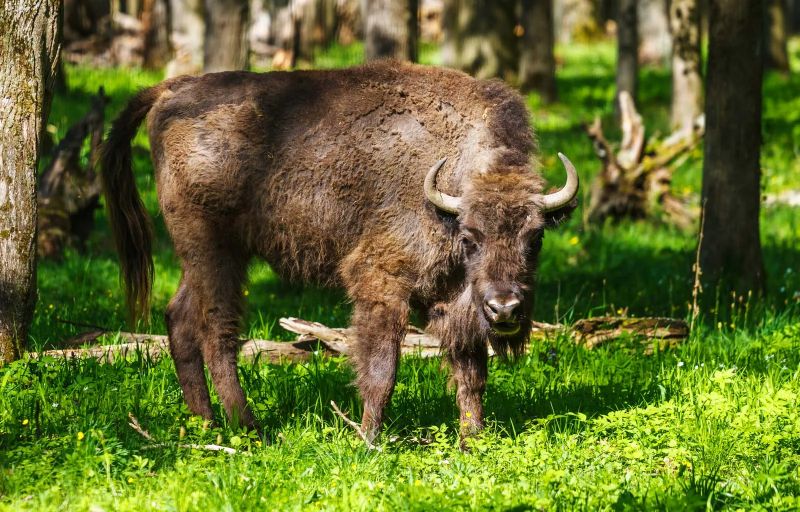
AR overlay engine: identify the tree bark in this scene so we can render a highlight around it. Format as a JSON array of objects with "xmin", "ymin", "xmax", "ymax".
[
  {"xmin": 554, "ymin": 0, "xmax": 602, "ymax": 43},
  {"xmin": 364, "ymin": 0, "xmax": 418, "ymax": 62},
  {"xmin": 700, "ymin": 0, "xmax": 766, "ymax": 295},
  {"xmin": 141, "ymin": 0, "xmax": 172, "ymax": 69},
  {"xmin": 669, "ymin": 0, "xmax": 703, "ymax": 134},
  {"xmin": 0, "ymin": 0, "xmax": 62, "ymax": 363},
  {"xmin": 638, "ymin": 0, "xmax": 671, "ymax": 64},
  {"xmin": 165, "ymin": 0, "xmax": 204, "ymax": 77},
  {"xmin": 790, "ymin": 0, "xmax": 800, "ymax": 34},
  {"xmin": 203, "ymin": 0, "xmax": 249, "ymax": 72},
  {"xmin": 616, "ymin": 0, "xmax": 638, "ymax": 113},
  {"xmin": 519, "ymin": 0, "xmax": 557, "ymax": 103},
  {"xmin": 766, "ymin": 0, "xmax": 790, "ymax": 72},
  {"xmin": 441, "ymin": 0, "xmax": 517, "ymax": 79}
]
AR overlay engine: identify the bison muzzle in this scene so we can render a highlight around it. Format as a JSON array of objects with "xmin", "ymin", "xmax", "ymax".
[{"xmin": 101, "ymin": 61, "xmax": 578, "ymax": 446}]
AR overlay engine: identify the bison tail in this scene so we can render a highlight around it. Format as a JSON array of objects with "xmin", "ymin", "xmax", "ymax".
[{"xmin": 100, "ymin": 84, "xmax": 165, "ymax": 325}]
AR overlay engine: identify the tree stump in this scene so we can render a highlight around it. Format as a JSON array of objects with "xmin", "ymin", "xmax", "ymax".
[
  {"xmin": 38, "ymin": 87, "xmax": 108, "ymax": 259},
  {"xmin": 585, "ymin": 91, "xmax": 702, "ymax": 229}
]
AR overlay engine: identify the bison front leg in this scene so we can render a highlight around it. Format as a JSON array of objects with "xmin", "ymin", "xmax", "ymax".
[
  {"xmin": 351, "ymin": 297, "xmax": 409, "ymax": 445},
  {"xmin": 448, "ymin": 342, "xmax": 488, "ymax": 449}
]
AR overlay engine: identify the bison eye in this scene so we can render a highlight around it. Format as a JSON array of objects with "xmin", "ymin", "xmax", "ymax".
[
  {"xmin": 527, "ymin": 231, "xmax": 544, "ymax": 256},
  {"xmin": 460, "ymin": 236, "xmax": 478, "ymax": 257}
]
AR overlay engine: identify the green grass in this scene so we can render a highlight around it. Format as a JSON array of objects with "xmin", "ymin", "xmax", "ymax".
[{"xmin": 1, "ymin": 40, "xmax": 799, "ymax": 510}]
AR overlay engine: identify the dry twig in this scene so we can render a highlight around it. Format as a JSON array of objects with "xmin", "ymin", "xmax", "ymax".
[
  {"xmin": 330, "ymin": 400, "xmax": 381, "ymax": 451},
  {"xmin": 127, "ymin": 413, "xmax": 241, "ymax": 455},
  {"xmin": 690, "ymin": 200, "xmax": 706, "ymax": 332}
]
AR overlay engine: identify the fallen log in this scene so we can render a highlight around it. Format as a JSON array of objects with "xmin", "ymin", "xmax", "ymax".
[
  {"xmin": 31, "ymin": 331, "xmax": 335, "ymax": 364},
  {"xmin": 33, "ymin": 315, "xmax": 688, "ymax": 363}
]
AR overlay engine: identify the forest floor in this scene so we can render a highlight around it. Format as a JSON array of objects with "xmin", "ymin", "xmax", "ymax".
[{"xmin": 1, "ymin": 41, "xmax": 799, "ymax": 510}]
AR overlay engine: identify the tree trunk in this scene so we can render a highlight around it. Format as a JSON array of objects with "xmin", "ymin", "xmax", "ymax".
[
  {"xmin": 141, "ymin": 0, "xmax": 172, "ymax": 69},
  {"xmin": 441, "ymin": 0, "xmax": 517, "ymax": 80},
  {"xmin": 165, "ymin": 0, "xmax": 204, "ymax": 77},
  {"xmin": 0, "ymin": 0, "xmax": 61, "ymax": 363},
  {"xmin": 638, "ymin": 0, "xmax": 671, "ymax": 64},
  {"xmin": 519, "ymin": 0, "xmax": 557, "ymax": 103},
  {"xmin": 790, "ymin": 0, "xmax": 800, "ymax": 34},
  {"xmin": 364, "ymin": 0, "xmax": 418, "ymax": 62},
  {"xmin": 554, "ymin": 0, "xmax": 602, "ymax": 43},
  {"xmin": 616, "ymin": 0, "xmax": 638, "ymax": 112},
  {"xmin": 203, "ymin": 0, "xmax": 249, "ymax": 72},
  {"xmin": 766, "ymin": 0, "xmax": 790, "ymax": 72},
  {"xmin": 700, "ymin": 0, "xmax": 766, "ymax": 295},
  {"xmin": 669, "ymin": 0, "xmax": 703, "ymax": 134}
]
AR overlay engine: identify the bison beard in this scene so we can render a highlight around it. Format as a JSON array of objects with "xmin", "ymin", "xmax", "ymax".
[{"xmin": 101, "ymin": 61, "xmax": 578, "ymax": 445}]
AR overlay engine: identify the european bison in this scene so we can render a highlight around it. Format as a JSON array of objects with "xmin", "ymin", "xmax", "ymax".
[{"xmin": 101, "ymin": 61, "xmax": 578, "ymax": 444}]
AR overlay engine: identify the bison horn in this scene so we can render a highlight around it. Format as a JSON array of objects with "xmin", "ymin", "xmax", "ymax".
[
  {"xmin": 542, "ymin": 152, "xmax": 580, "ymax": 212},
  {"xmin": 424, "ymin": 157, "xmax": 462, "ymax": 214}
]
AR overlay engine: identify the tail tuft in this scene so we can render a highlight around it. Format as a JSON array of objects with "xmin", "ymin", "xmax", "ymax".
[{"xmin": 100, "ymin": 85, "xmax": 165, "ymax": 324}]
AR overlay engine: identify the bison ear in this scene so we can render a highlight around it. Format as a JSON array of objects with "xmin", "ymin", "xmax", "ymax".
[{"xmin": 543, "ymin": 197, "xmax": 577, "ymax": 229}]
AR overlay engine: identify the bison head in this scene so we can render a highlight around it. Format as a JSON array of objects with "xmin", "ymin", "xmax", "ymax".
[{"xmin": 425, "ymin": 154, "xmax": 578, "ymax": 352}]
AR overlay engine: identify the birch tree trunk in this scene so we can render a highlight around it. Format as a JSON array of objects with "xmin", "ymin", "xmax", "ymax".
[
  {"xmin": 364, "ymin": 0, "xmax": 418, "ymax": 61},
  {"xmin": 203, "ymin": 0, "xmax": 250, "ymax": 72},
  {"xmin": 519, "ymin": 0, "xmax": 557, "ymax": 103},
  {"xmin": 669, "ymin": 0, "xmax": 703, "ymax": 134},
  {"xmin": 0, "ymin": 0, "xmax": 62, "ymax": 363},
  {"xmin": 701, "ymin": 0, "xmax": 766, "ymax": 295}
]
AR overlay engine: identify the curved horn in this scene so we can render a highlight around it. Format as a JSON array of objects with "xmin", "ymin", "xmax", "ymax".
[
  {"xmin": 424, "ymin": 157, "xmax": 462, "ymax": 214},
  {"xmin": 542, "ymin": 152, "xmax": 580, "ymax": 212}
]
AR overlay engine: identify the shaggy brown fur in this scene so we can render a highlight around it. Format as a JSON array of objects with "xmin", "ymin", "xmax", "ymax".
[{"xmin": 101, "ymin": 61, "xmax": 575, "ymax": 440}]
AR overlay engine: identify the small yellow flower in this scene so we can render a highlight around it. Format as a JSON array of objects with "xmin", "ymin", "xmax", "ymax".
[
  {"xmin": 243, "ymin": 289, "xmax": 250, "ymax": 297},
  {"xmin": 77, "ymin": 431, "xmax": 85, "ymax": 441},
  {"xmin": 465, "ymin": 411, "xmax": 472, "ymax": 418},
  {"xmin": 22, "ymin": 419, "xmax": 29, "ymax": 426},
  {"xmin": 569, "ymin": 236, "xmax": 579, "ymax": 246},
  {"xmin": 255, "ymin": 440, "xmax": 262, "ymax": 447},
  {"xmin": 127, "ymin": 477, "xmax": 134, "ymax": 483}
]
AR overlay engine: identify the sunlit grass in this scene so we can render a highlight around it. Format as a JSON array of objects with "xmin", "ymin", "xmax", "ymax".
[{"xmin": 3, "ymin": 40, "xmax": 799, "ymax": 510}]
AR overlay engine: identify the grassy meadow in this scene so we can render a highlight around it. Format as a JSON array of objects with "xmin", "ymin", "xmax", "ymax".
[{"xmin": 0, "ymin": 41, "xmax": 799, "ymax": 510}]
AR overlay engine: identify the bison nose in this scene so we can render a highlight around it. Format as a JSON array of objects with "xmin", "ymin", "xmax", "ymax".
[{"xmin": 484, "ymin": 296, "xmax": 521, "ymax": 323}]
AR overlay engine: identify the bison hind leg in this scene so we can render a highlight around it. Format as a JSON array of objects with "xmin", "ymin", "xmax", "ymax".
[
  {"xmin": 166, "ymin": 280, "xmax": 214, "ymax": 420},
  {"xmin": 168, "ymin": 225, "xmax": 256, "ymax": 431}
]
